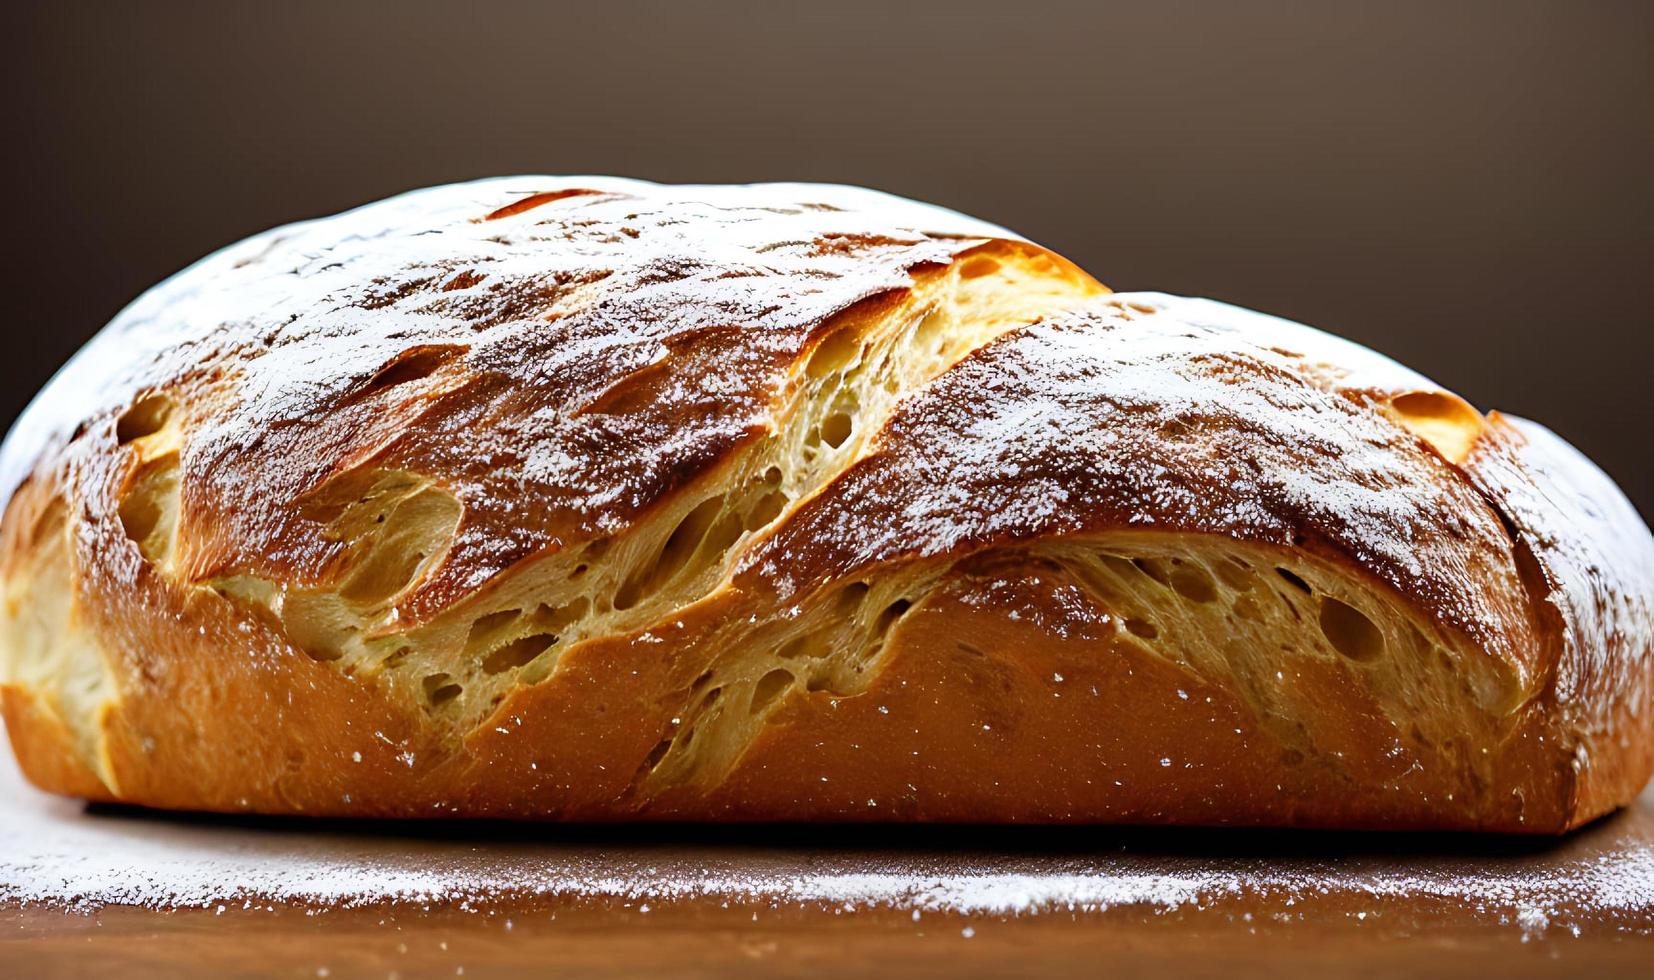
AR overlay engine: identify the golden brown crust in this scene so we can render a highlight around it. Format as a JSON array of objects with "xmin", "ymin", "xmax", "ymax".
[
  {"xmin": 1, "ymin": 178, "xmax": 1649, "ymax": 832},
  {"xmin": 0, "ymin": 686, "xmax": 110, "ymax": 803}
]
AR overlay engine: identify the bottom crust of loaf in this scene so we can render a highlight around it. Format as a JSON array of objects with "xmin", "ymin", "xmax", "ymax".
[{"xmin": 0, "ymin": 515, "xmax": 1634, "ymax": 833}]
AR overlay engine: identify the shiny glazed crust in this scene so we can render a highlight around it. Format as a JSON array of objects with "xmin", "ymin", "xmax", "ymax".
[{"xmin": 1, "ymin": 177, "xmax": 1649, "ymax": 831}]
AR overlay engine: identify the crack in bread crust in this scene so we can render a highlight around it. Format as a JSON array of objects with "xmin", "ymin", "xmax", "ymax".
[{"xmin": 194, "ymin": 240, "xmax": 1102, "ymax": 737}]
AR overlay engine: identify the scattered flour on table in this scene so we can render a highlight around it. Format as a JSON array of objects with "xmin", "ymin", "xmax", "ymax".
[{"xmin": 2, "ymin": 756, "xmax": 1651, "ymax": 939}]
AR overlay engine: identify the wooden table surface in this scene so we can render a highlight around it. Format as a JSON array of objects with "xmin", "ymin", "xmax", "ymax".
[{"xmin": 3, "ymin": 751, "xmax": 1651, "ymax": 979}]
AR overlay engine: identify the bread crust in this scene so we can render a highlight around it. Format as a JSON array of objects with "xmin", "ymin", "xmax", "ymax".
[{"xmin": 1, "ymin": 178, "xmax": 1648, "ymax": 831}]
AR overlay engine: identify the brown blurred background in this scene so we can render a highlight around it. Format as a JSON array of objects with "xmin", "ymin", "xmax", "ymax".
[{"xmin": 5, "ymin": 1, "xmax": 1652, "ymax": 512}]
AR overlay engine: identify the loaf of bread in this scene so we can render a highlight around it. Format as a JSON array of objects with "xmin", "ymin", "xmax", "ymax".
[{"xmin": 2, "ymin": 177, "xmax": 1649, "ymax": 831}]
